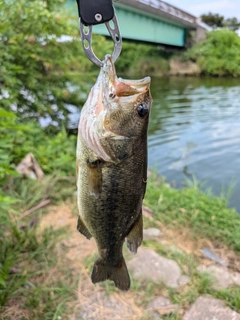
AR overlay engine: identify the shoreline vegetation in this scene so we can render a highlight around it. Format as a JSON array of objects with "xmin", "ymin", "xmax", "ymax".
[
  {"xmin": 117, "ymin": 29, "xmax": 240, "ymax": 78},
  {"xmin": 2, "ymin": 0, "xmax": 240, "ymax": 318},
  {"xmin": 2, "ymin": 109, "xmax": 240, "ymax": 318}
]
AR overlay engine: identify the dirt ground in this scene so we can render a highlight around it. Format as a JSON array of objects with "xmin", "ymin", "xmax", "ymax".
[{"xmin": 40, "ymin": 202, "xmax": 240, "ymax": 320}]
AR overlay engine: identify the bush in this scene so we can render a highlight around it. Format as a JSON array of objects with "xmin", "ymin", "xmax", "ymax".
[
  {"xmin": 11, "ymin": 124, "xmax": 77, "ymax": 176},
  {"xmin": 0, "ymin": 108, "xmax": 25, "ymax": 222},
  {"xmin": 185, "ymin": 29, "xmax": 240, "ymax": 76},
  {"xmin": 115, "ymin": 40, "xmax": 170, "ymax": 75},
  {"xmin": 129, "ymin": 56, "xmax": 170, "ymax": 76}
]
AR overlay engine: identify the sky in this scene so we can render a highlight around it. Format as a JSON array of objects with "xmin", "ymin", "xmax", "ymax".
[{"xmin": 167, "ymin": 0, "xmax": 240, "ymax": 20}]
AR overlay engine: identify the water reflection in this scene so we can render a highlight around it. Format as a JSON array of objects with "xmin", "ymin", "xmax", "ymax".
[{"xmin": 148, "ymin": 76, "xmax": 240, "ymax": 212}]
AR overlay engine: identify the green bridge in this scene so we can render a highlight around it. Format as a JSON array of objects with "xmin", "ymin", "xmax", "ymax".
[{"xmin": 68, "ymin": 0, "xmax": 200, "ymax": 47}]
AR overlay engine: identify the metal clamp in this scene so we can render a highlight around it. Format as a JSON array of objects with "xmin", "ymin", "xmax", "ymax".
[{"xmin": 79, "ymin": 14, "xmax": 122, "ymax": 67}]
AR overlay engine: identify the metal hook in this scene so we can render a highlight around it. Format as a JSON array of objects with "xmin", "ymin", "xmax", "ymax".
[{"xmin": 79, "ymin": 14, "xmax": 122, "ymax": 67}]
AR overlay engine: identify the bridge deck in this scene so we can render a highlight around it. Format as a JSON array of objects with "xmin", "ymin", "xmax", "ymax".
[{"xmin": 119, "ymin": 0, "xmax": 197, "ymax": 29}]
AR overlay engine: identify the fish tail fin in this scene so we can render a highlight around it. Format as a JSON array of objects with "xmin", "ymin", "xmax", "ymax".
[{"xmin": 91, "ymin": 257, "xmax": 130, "ymax": 291}]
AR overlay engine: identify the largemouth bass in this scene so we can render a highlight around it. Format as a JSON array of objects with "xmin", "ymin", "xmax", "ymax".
[{"xmin": 76, "ymin": 55, "xmax": 152, "ymax": 291}]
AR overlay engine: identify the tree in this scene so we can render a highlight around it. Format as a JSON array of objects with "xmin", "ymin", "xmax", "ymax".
[
  {"xmin": 223, "ymin": 17, "xmax": 240, "ymax": 31},
  {"xmin": 200, "ymin": 12, "xmax": 240, "ymax": 32},
  {"xmin": 200, "ymin": 13, "xmax": 224, "ymax": 29},
  {"xmin": 0, "ymin": 0, "xmax": 112, "ymax": 125},
  {"xmin": 185, "ymin": 29, "xmax": 240, "ymax": 77}
]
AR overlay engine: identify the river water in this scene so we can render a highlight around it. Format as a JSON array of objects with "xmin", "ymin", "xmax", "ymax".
[{"xmin": 148, "ymin": 76, "xmax": 240, "ymax": 213}]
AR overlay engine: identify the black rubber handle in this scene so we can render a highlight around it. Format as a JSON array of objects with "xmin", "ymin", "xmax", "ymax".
[{"xmin": 76, "ymin": 0, "xmax": 114, "ymax": 25}]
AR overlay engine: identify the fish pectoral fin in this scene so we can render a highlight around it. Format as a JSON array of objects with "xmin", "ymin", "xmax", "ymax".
[
  {"xmin": 91, "ymin": 257, "xmax": 130, "ymax": 291},
  {"xmin": 77, "ymin": 216, "xmax": 92, "ymax": 240},
  {"xmin": 87, "ymin": 159, "xmax": 103, "ymax": 197},
  {"xmin": 126, "ymin": 213, "xmax": 143, "ymax": 254}
]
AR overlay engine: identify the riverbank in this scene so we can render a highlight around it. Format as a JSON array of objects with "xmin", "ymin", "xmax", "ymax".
[
  {"xmin": 117, "ymin": 29, "xmax": 240, "ymax": 78},
  {"xmin": 117, "ymin": 55, "xmax": 201, "ymax": 77},
  {"xmin": 1, "ymin": 174, "xmax": 240, "ymax": 319}
]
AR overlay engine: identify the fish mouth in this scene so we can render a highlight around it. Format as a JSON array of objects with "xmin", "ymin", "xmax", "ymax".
[
  {"xmin": 79, "ymin": 55, "xmax": 151, "ymax": 162},
  {"xmin": 101, "ymin": 55, "xmax": 151, "ymax": 102}
]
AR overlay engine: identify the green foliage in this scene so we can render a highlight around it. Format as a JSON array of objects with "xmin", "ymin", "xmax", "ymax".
[
  {"xmin": 0, "ymin": 108, "xmax": 26, "ymax": 183},
  {"xmin": 201, "ymin": 12, "xmax": 240, "ymax": 31},
  {"xmin": 2, "ymin": 0, "xmax": 167, "ymax": 124},
  {"xmin": 130, "ymin": 56, "xmax": 170, "ymax": 76},
  {"xmin": 0, "ymin": 109, "xmax": 76, "ymax": 179},
  {"xmin": 201, "ymin": 13, "xmax": 224, "ymax": 29},
  {"xmin": 11, "ymin": 123, "xmax": 77, "ymax": 175},
  {"xmin": 0, "ymin": 108, "xmax": 25, "ymax": 231},
  {"xmin": 224, "ymin": 17, "xmax": 240, "ymax": 31},
  {"xmin": 0, "ymin": 114, "xmax": 76, "ymax": 183},
  {"xmin": 0, "ymin": 0, "xmax": 103, "ymax": 124},
  {"xmin": 144, "ymin": 174, "xmax": 240, "ymax": 251},
  {"xmin": 115, "ymin": 41, "xmax": 170, "ymax": 76},
  {"xmin": 185, "ymin": 29, "xmax": 240, "ymax": 76},
  {"xmin": 214, "ymin": 286, "xmax": 240, "ymax": 311}
]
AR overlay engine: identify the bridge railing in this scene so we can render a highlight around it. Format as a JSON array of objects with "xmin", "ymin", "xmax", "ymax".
[{"xmin": 136, "ymin": 0, "xmax": 197, "ymax": 25}]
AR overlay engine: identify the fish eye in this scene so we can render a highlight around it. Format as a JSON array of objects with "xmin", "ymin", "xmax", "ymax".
[{"xmin": 137, "ymin": 103, "xmax": 148, "ymax": 117}]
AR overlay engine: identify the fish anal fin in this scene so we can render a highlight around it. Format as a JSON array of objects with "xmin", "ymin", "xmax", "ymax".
[
  {"xmin": 126, "ymin": 213, "xmax": 143, "ymax": 254},
  {"xmin": 91, "ymin": 257, "xmax": 130, "ymax": 291},
  {"xmin": 77, "ymin": 216, "xmax": 92, "ymax": 240},
  {"xmin": 87, "ymin": 159, "xmax": 103, "ymax": 197}
]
